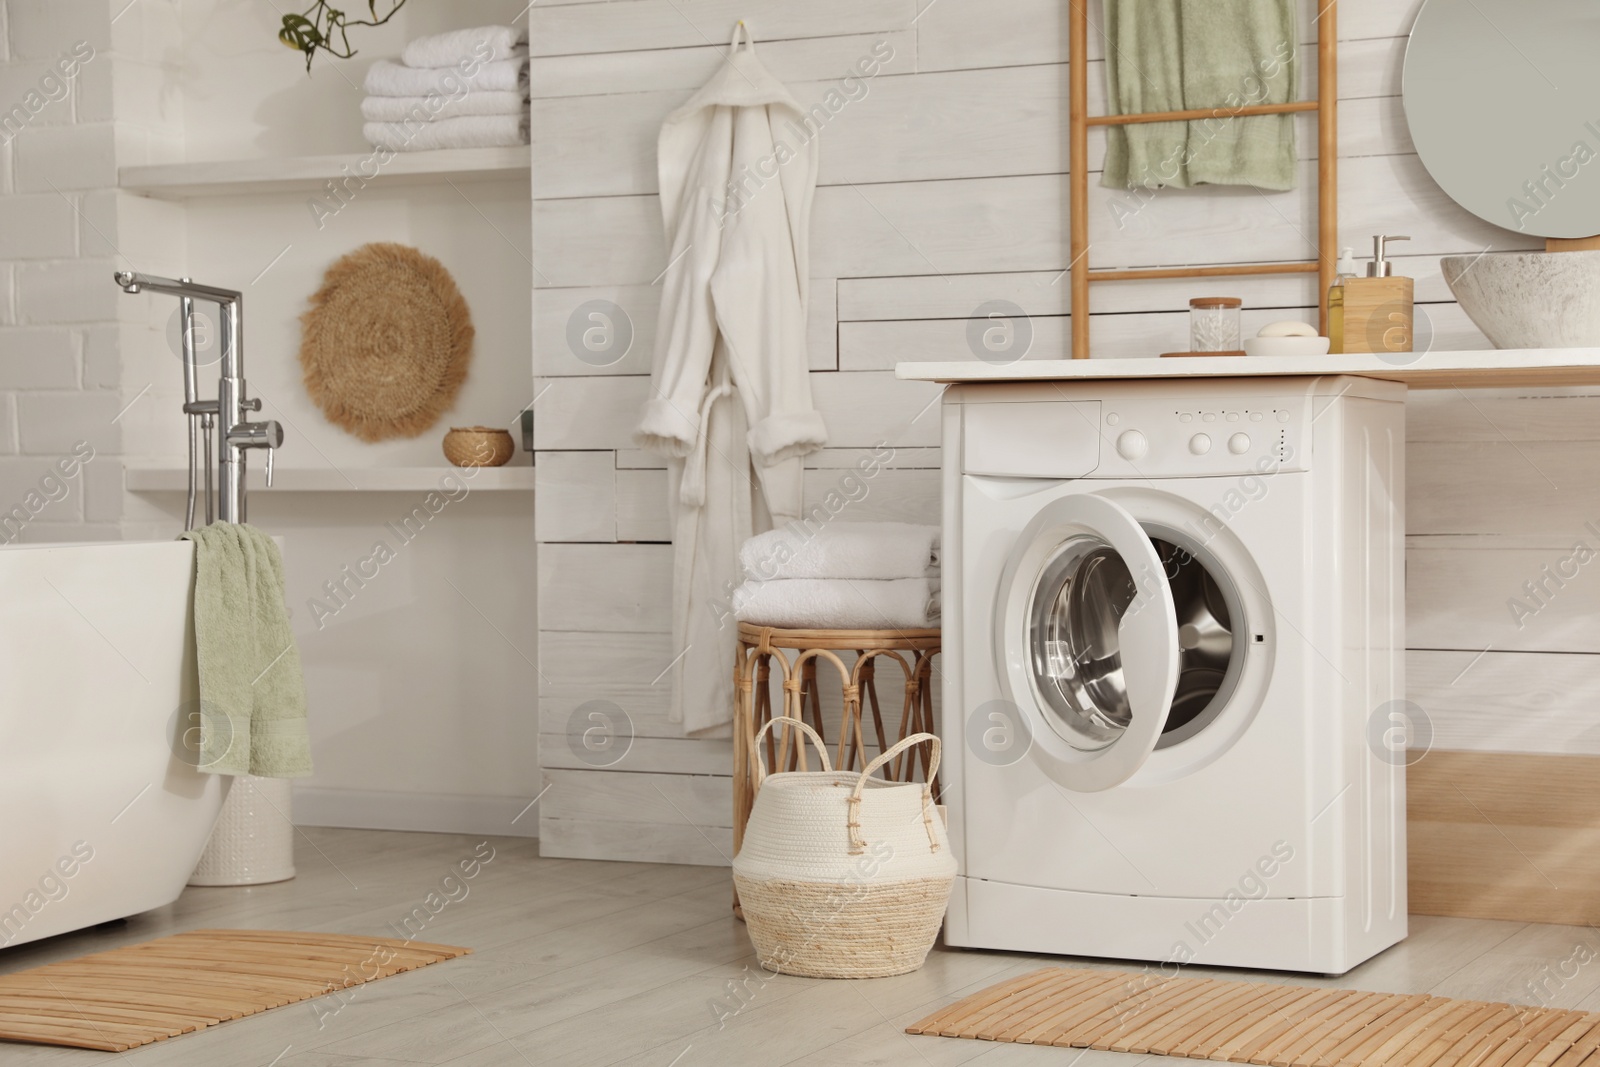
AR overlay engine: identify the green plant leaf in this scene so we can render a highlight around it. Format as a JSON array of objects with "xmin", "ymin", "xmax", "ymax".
[{"xmin": 283, "ymin": 0, "xmax": 407, "ymax": 72}]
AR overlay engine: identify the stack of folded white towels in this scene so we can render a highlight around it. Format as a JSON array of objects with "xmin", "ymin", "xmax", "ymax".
[
  {"xmin": 361, "ymin": 25, "xmax": 530, "ymax": 151},
  {"xmin": 732, "ymin": 522, "xmax": 942, "ymax": 630}
]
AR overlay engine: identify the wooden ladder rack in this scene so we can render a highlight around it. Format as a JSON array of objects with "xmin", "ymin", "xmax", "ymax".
[{"xmin": 1068, "ymin": 0, "xmax": 1339, "ymax": 357}]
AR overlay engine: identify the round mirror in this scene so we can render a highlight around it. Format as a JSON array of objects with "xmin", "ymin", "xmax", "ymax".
[{"xmin": 1403, "ymin": 0, "xmax": 1600, "ymax": 239}]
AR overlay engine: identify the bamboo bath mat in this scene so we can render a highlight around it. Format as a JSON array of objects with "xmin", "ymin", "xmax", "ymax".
[
  {"xmin": 0, "ymin": 929, "xmax": 470, "ymax": 1052},
  {"xmin": 907, "ymin": 966, "xmax": 1600, "ymax": 1066}
]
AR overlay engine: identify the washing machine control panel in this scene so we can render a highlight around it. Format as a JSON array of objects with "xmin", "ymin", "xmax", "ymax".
[{"xmin": 1096, "ymin": 398, "xmax": 1307, "ymax": 478}]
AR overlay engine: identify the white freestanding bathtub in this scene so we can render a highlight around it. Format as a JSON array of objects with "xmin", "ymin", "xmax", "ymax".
[{"xmin": 0, "ymin": 540, "xmax": 228, "ymax": 950}]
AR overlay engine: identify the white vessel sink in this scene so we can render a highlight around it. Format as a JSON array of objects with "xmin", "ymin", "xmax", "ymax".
[{"xmin": 1442, "ymin": 250, "xmax": 1600, "ymax": 349}]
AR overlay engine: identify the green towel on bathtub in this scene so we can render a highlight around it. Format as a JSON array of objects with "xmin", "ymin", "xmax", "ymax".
[
  {"xmin": 1101, "ymin": 0, "xmax": 1299, "ymax": 191},
  {"xmin": 179, "ymin": 523, "xmax": 312, "ymax": 778}
]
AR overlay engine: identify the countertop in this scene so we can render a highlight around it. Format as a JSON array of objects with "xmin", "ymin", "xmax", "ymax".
[{"xmin": 895, "ymin": 348, "xmax": 1600, "ymax": 389}]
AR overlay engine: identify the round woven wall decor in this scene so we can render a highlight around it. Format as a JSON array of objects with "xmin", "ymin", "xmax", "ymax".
[{"xmin": 298, "ymin": 242, "xmax": 475, "ymax": 442}]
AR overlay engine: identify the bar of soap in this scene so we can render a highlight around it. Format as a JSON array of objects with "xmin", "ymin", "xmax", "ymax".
[{"xmin": 1258, "ymin": 320, "xmax": 1318, "ymax": 338}]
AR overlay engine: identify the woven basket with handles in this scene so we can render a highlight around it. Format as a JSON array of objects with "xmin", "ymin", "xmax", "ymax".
[{"xmin": 732, "ymin": 716, "xmax": 957, "ymax": 978}]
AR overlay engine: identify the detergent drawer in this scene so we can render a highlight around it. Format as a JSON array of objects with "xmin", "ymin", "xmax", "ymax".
[{"xmin": 962, "ymin": 401, "xmax": 1102, "ymax": 479}]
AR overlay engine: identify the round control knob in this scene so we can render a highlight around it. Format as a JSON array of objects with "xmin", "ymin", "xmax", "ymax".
[
  {"xmin": 1116, "ymin": 430, "xmax": 1148, "ymax": 460},
  {"xmin": 1188, "ymin": 433, "xmax": 1212, "ymax": 455},
  {"xmin": 1228, "ymin": 432, "xmax": 1251, "ymax": 455}
]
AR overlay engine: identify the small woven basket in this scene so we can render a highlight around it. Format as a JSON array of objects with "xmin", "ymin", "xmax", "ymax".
[
  {"xmin": 443, "ymin": 426, "xmax": 514, "ymax": 467},
  {"xmin": 732, "ymin": 716, "xmax": 956, "ymax": 979}
]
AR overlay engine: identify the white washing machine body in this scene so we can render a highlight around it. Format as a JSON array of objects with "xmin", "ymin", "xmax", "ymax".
[{"xmin": 941, "ymin": 375, "xmax": 1407, "ymax": 975}]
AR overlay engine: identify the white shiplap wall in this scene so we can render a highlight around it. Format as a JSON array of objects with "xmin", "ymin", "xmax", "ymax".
[{"xmin": 532, "ymin": 0, "xmax": 1595, "ymax": 863}]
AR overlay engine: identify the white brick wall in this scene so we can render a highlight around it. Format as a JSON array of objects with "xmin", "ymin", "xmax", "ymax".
[
  {"xmin": 0, "ymin": 191, "xmax": 74, "ymax": 257},
  {"xmin": 15, "ymin": 122, "xmax": 117, "ymax": 191},
  {"xmin": 15, "ymin": 388, "xmax": 119, "ymax": 453},
  {"xmin": 0, "ymin": 326, "xmax": 76, "ymax": 386},
  {"xmin": 0, "ymin": 456, "xmax": 86, "ymax": 525},
  {"xmin": 16, "ymin": 257, "xmax": 117, "ymax": 323},
  {"xmin": 0, "ymin": 0, "xmax": 123, "ymax": 539},
  {"xmin": 0, "ymin": 60, "xmax": 77, "ymax": 127},
  {"xmin": 80, "ymin": 321, "xmax": 114, "ymax": 387},
  {"xmin": 81, "ymin": 446, "xmax": 119, "ymax": 521},
  {"xmin": 5, "ymin": 1, "xmax": 109, "ymax": 60}
]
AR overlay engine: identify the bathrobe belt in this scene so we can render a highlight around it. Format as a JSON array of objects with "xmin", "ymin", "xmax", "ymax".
[{"xmin": 678, "ymin": 364, "xmax": 735, "ymax": 509}]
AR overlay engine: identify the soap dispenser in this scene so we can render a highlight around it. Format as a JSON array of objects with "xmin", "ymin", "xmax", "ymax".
[
  {"xmin": 1326, "ymin": 247, "xmax": 1357, "ymax": 354},
  {"xmin": 1339, "ymin": 235, "xmax": 1414, "ymax": 355}
]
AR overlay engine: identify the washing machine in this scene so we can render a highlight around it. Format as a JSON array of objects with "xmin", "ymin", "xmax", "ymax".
[{"xmin": 941, "ymin": 374, "xmax": 1407, "ymax": 975}]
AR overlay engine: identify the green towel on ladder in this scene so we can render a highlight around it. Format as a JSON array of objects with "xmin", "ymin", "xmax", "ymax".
[
  {"xmin": 179, "ymin": 523, "xmax": 313, "ymax": 778},
  {"xmin": 1101, "ymin": 0, "xmax": 1298, "ymax": 191}
]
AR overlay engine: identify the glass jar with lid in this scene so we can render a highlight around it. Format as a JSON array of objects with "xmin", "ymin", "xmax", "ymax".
[{"xmin": 1189, "ymin": 297, "xmax": 1242, "ymax": 353}]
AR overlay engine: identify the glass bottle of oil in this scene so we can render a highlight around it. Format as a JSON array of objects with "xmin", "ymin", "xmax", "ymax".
[{"xmin": 1327, "ymin": 247, "xmax": 1357, "ymax": 354}]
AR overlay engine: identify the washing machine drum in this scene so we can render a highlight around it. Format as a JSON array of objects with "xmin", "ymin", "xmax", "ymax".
[
  {"xmin": 996, "ymin": 493, "xmax": 1234, "ymax": 792},
  {"xmin": 1030, "ymin": 536, "xmax": 1233, "ymax": 744}
]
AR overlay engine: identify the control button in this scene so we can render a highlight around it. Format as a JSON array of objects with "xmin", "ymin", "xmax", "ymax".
[
  {"xmin": 1188, "ymin": 433, "xmax": 1212, "ymax": 455},
  {"xmin": 1202, "ymin": 412, "xmax": 1217, "ymax": 423},
  {"xmin": 1250, "ymin": 411, "xmax": 1264, "ymax": 422},
  {"xmin": 1179, "ymin": 413, "xmax": 1193, "ymax": 423},
  {"xmin": 1226, "ymin": 412, "xmax": 1240, "ymax": 422},
  {"xmin": 1276, "ymin": 410, "xmax": 1291, "ymax": 423},
  {"xmin": 1107, "ymin": 412, "xmax": 1120, "ymax": 426},
  {"xmin": 1116, "ymin": 430, "xmax": 1148, "ymax": 460},
  {"xmin": 1228, "ymin": 432, "xmax": 1251, "ymax": 454}
]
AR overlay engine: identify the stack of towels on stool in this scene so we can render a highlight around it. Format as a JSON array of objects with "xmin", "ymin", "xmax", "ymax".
[
  {"xmin": 732, "ymin": 522, "xmax": 941, "ymax": 630},
  {"xmin": 361, "ymin": 25, "xmax": 530, "ymax": 151}
]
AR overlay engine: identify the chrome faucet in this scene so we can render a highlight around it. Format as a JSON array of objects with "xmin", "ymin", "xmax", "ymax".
[{"xmin": 113, "ymin": 272, "xmax": 284, "ymax": 528}]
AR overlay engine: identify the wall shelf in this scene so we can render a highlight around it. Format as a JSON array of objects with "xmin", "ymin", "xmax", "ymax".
[
  {"xmin": 119, "ymin": 146, "xmax": 531, "ymax": 199},
  {"xmin": 124, "ymin": 461, "xmax": 535, "ymax": 493}
]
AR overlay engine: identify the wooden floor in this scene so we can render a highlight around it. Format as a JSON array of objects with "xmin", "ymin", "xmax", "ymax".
[{"xmin": 2, "ymin": 829, "xmax": 1598, "ymax": 1066}]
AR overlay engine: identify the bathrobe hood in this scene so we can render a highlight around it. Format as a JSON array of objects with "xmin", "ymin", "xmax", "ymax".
[
  {"xmin": 633, "ymin": 24, "xmax": 828, "ymax": 734},
  {"xmin": 656, "ymin": 37, "xmax": 817, "ymax": 305}
]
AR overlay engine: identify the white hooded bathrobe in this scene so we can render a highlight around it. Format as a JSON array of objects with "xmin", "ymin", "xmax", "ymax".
[{"xmin": 634, "ymin": 26, "xmax": 829, "ymax": 735}]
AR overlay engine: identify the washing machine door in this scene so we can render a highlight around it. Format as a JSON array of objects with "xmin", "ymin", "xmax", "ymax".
[{"xmin": 995, "ymin": 493, "xmax": 1181, "ymax": 792}]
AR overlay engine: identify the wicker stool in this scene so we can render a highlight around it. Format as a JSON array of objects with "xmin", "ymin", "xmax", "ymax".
[{"xmin": 732, "ymin": 623, "xmax": 942, "ymax": 878}]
